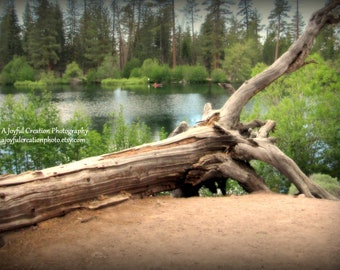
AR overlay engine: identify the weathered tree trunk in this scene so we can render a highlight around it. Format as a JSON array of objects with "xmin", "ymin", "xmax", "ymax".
[{"xmin": 0, "ymin": 2, "xmax": 339, "ymax": 232}]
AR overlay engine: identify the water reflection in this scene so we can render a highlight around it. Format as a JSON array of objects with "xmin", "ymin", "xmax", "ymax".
[{"xmin": 0, "ymin": 84, "xmax": 229, "ymax": 135}]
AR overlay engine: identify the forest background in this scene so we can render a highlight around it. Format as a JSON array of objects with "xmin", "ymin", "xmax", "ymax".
[{"xmin": 0, "ymin": 0, "xmax": 339, "ymax": 196}]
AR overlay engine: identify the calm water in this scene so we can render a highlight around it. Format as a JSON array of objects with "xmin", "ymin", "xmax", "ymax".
[{"xmin": 0, "ymin": 83, "xmax": 230, "ymax": 136}]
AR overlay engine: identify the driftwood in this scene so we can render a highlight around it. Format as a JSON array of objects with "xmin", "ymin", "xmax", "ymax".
[{"xmin": 0, "ymin": 2, "xmax": 339, "ymax": 232}]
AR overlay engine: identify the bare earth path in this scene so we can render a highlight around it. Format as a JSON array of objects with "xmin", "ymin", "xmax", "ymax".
[{"xmin": 1, "ymin": 193, "xmax": 339, "ymax": 270}]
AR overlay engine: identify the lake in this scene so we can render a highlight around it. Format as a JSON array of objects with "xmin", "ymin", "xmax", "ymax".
[{"xmin": 0, "ymin": 83, "xmax": 230, "ymax": 137}]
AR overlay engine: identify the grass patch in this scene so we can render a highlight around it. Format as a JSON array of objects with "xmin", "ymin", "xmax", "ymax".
[
  {"xmin": 101, "ymin": 77, "xmax": 148, "ymax": 87},
  {"xmin": 14, "ymin": 80, "xmax": 47, "ymax": 90}
]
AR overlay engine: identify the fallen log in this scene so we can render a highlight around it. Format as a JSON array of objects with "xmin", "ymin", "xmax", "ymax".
[{"xmin": 0, "ymin": 127, "xmax": 255, "ymax": 232}]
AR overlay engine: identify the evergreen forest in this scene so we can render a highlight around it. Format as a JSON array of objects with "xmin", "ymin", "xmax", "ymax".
[{"xmin": 0, "ymin": 0, "xmax": 339, "ymax": 84}]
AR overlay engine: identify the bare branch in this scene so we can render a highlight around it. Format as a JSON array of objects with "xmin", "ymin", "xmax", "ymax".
[{"xmin": 219, "ymin": 1, "xmax": 340, "ymax": 129}]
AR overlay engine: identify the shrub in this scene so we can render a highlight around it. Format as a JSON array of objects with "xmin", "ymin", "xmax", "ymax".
[
  {"xmin": 63, "ymin": 61, "xmax": 83, "ymax": 79},
  {"xmin": 86, "ymin": 68, "xmax": 99, "ymax": 83},
  {"xmin": 0, "ymin": 56, "xmax": 36, "ymax": 85},
  {"xmin": 139, "ymin": 58, "xmax": 173, "ymax": 82},
  {"xmin": 103, "ymin": 107, "xmax": 153, "ymax": 152},
  {"xmin": 211, "ymin": 68, "xmax": 226, "ymax": 82},
  {"xmin": 130, "ymin": 67, "xmax": 143, "ymax": 78},
  {"xmin": 122, "ymin": 58, "xmax": 141, "ymax": 78},
  {"xmin": 141, "ymin": 58, "xmax": 158, "ymax": 78},
  {"xmin": 97, "ymin": 55, "xmax": 121, "ymax": 80},
  {"xmin": 150, "ymin": 64, "xmax": 171, "ymax": 82},
  {"xmin": 184, "ymin": 65, "xmax": 208, "ymax": 83},
  {"xmin": 171, "ymin": 65, "xmax": 185, "ymax": 82}
]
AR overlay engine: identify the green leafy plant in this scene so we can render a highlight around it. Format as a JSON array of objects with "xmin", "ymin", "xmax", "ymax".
[
  {"xmin": 211, "ymin": 68, "xmax": 226, "ymax": 83},
  {"xmin": 184, "ymin": 65, "xmax": 208, "ymax": 83},
  {"xmin": 0, "ymin": 56, "xmax": 36, "ymax": 85},
  {"xmin": 63, "ymin": 61, "xmax": 83, "ymax": 80}
]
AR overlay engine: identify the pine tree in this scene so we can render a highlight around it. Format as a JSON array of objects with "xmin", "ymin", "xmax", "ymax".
[
  {"xmin": 22, "ymin": 0, "xmax": 34, "ymax": 63},
  {"xmin": 29, "ymin": 0, "xmax": 62, "ymax": 71},
  {"xmin": 237, "ymin": 0, "xmax": 253, "ymax": 38},
  {"xmin": 131, "ymin": 3, "xmax": 156, "ymax": 63},
  {"xmin": 248, "ymin": 8, "xmax": 263, "ymax": 42},
  {"xmin": 290, "ymin": 0, "xmax": 305, "ymax": 41},
  {"xmin": 79, "ymin": 0, "xmax": 111, "ymax": 71},
  {"xmin": 268, "ymin": 0, "xmax": 291, "ymax": 61},
  {"xmin": 52, "ymin": 2, "xmax": 66, "ymax": 72},
  {"xmin": 182, "ymin": 0, "xmax": 200, "ymax": 64},
  {"xmin": 0, "ymin": 0, "xmax": 22, "ymax": 70},
  {"xmin": 201, "ymin": 0, "xmax": 233, "ymax": 71},
  {"xmin": 64, "ymin": 0, "xmax": 81, "ymax": 63}
]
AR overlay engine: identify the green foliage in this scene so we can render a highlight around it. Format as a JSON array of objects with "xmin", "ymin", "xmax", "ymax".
[
  {"xmin": 211, "ymin": 68, "xmax": 226, "ymax": 83},
  {"xmin": 171, "ymin": 65, "xmax": 185, "ymax": 82},
  {"xmin": 183, "ymin": 65, "xmax": 208, "ymax": 83},
  {"xmin": 86, "ymin": 55, "xmax": 121, "ymax": 83},
  {"xmin": 122, "ymin": 58, "xmax": 141, "ymax": 78},
  {"xmin": 0, "ymin": 56, "xmax": 36, "ymax": 85},
  {"xmin": 101, "ymin": 77, "xmax": 148, "ymax": 87},
  {"xmin": 0, "ymin": 90, "xmax": 64, "ymax": 173},
  {"xmin": 63, "ymin": 61, "xmax": 83, "ymax": 80},
  {"xmin": 26, "ymin": 0, "xmax": 62, "ymax": 70},
  {"xmin": 139, "ymin": 58, "xmax": 172, "ymax": 82},
  {"xmin": 14, "ymin": 80, "xmax": 47, "ymax": 90},
  {"xmin": 225, "ymin": 179, "xmax": 247, "ymax": 196},
  {"xmin": 61, "ymin": 109, "xmax": 106, "ymax": 162},
  {"xmin": 96, "ymin": 55, "xmax": 121, "ymax": 80},
  {"xmin": 250, "ymin": 62, "xmax": 268, "ymax": 77},
  {"xmin": 289, "ymin": 173, "xmax": 340, "ymax": 198},
  {"xmin": 223, "ymin": 39, "xmax": 261, "ymax": 83},
  {"xmin": 251, "ymin": 160, "xmax": 290, "ymax": 193},
  {"xmin": 0, "ymin": 1, "xmax": 23, "ymax": 69},
  {"xmin": 79, "ymin": 5, "xmax": 111, "ymax": 70},
  {"xmin": 159, "ymin": 127, "xmax": 168, "ymax": 141},
  {"xmin": 130, "ymin": 68, "xmax": 143, "ymax": 78},
  {"xmin": 85, "ymin": 68, "xmax": 98, "ymax": 83},
  {"xmin": 244, "ymin": 53, "xmax": 340, "ymax": 187},
  {"xmin": 39, "ymin": 71, "xmax": 63, "ymax": 85},
  {"xmin": 104, "ymin": 107, "xmax": 153, "ymax": 152},
  {"xmin": 0, "ymin": 90, "xmax": 157, "ymax": 174}
]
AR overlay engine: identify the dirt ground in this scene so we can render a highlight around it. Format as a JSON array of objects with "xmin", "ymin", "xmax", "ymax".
[{"xmin": 0, "ymin": 193, "xmax": 339, "ymax": 270}]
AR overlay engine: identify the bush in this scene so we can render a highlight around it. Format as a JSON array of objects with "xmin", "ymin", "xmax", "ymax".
[
  {"xmin": 184, "ymin": 65, "xmax": 208, "ymax": 83},
  {"xmin": 63, "ymin": 61, "xmax": 83, "ymax": 80},
  {"xmin": 289, "ymin": 173, "xmax": 340, "ymax": 198},
  {"xmin": 86, "ymin": 68, "xmax": 99, "ymax": 83},
  {"xmin": 140, "ymin": 58, "xmax": 171, "ymax": 82},
  {"xmin": 96, "ymin": 55, "xmax": 121, "ymax": 80},
  {"xmin": 39, "ymin": 71, "xmax": 63, "ymax": 85},
  {"xmin": 130, "ymin": 67, "xmax": 143, "ymax": 78},
  {"xmin": 86, "ymin": 55, "xmax": 121, "ymax": 83},
  {"xmin": 211, "ymin": 68, "xmax": 226, "ymax": 83},
  {"xmin": 141, "ymin": 58, "xmax": 158, "ymax": 78},
  {"xmin": 150, "ymin": 64, "xmax": 171, "ymax": 82},
  {"xmin": 171, "ymin": 65, "xmax": 185, "ymax": 82},
  {"xmin": 103, "ymin": 107, "xmax": 153, "ymax": 152},
  {"xmin": 0, "ymin": 56, "xmax": 36, "ymax": 85},
  {"xmin": 122, "ymin": 58, "xmax": 141, "ymax": 78}
]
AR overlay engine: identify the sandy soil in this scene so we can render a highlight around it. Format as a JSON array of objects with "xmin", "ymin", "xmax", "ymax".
[{"xmin": 0, "ymin": 193, "xmax": 339, "ymax": 270}]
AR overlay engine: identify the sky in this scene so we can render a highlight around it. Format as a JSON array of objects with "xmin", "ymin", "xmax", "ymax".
[{"xmin": 8, "ymin": 0, "xmax": 326, "ymax": 35}]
